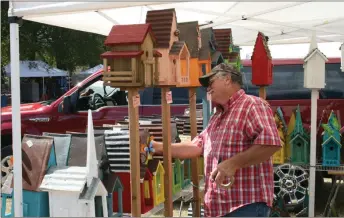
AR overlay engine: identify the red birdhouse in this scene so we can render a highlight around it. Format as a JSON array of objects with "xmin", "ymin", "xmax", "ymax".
[{"xmin": 251, "ymin": 32, "xmax": 273, "ymax": 86}]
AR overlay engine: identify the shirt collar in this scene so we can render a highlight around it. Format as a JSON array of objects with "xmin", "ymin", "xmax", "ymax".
[{"xmin": 215, "ymin": 89, "xmax": 245, "ymax": 112}]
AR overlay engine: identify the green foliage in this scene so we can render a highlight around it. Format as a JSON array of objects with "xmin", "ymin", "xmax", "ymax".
[{"xmin": 1, "ymin": 1, "xmax": 106, "ymax": 75}]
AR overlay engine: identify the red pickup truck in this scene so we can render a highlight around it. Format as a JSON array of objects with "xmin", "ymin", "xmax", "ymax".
[{"xmin": 1, "ymin": 58, "xmax": 344, "ymax": 164}]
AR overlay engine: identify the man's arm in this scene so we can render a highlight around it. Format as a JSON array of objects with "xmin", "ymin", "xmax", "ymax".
[{"xmin": 152, "ymin": 141, "xmax": 202, "ymax": 159}]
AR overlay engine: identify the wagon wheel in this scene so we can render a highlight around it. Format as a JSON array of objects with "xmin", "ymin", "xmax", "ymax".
[
  {"xmin": 1, "ymin": 156, "xmax": 13, "ymax": 186},
  {"xmin": 274, "ymin": 164, "xmax": 309, "ymax": 209}
]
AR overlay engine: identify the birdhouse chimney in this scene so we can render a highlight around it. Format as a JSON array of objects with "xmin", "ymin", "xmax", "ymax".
[{"xmin": 86, "ymin": 109, "xmax": 98, "ymax": 186}]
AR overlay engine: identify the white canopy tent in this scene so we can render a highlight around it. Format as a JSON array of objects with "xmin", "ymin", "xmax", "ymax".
[
  {"xmin": 7, "ymin": 1, "xmax": 344, "ymax": 217},
  {"xmin": 4, "ymin": 60, "xmax": 68, "ymax": 77}
]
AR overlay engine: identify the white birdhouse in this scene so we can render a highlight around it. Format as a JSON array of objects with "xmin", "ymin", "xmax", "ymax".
[
  {"xmin": 39, "ymin": 110, "xmax": 108, "ymax": 217},
  {"xmin": 340, "ymin": 43, "xmax": 344, "ymax": 72},
  {"xmin": 303, "ymin": 32, "xmax": 328, "ymax": 89}
]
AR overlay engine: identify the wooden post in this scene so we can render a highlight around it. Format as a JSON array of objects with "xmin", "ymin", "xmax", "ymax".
[
  {"xmin": 161, "ymin": 87, "xmax": 173, "ymax": 217},
  {"xmin": 189, "ymin": 88, "xmax": 200, "ymax": 217},
  {"xmin": 259, "ymin": 86, "xmax": 266, "ymax": 100},
  {"xmin": 127, "ymin": 89, "xmax": 141, "ymax": 217}
]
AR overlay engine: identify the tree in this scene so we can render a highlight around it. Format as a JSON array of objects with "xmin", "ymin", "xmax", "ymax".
[{"xmin": 1, "ymin": 1, "xmax": 106, "ymax": 74}]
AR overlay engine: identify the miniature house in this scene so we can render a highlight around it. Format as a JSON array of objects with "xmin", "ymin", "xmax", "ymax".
[
  {"xmin": 101, "ymin": 24, "xmax": 162, "ymax": 88},
  {"xmin": 286, "ymin": 109, "xmax": 296, "ymax": 160},
  {"xmin": 213, "ymin": 29, "xmax": 232, "ymax": 61},
  {"xmin": 177, "ymin": 21, "xmax": 202, "ymax": 87},
  {"xmin": 147, "ymin": 159, "xmax": 165, "ymax": 206},
  {"xmin": 39, "ymin": 110, "xmax": 108, "ymax": 217},
  {"xmin": 198, "ymin": 28, "xmax": 213, "ymax": 76},
  {"xmin": 290, "ymin": 105, "xmax": 310, "ymax": 164},
  {"xmin": 43, "ymin": 132, "xmax": 72, "ymax": 167},
  {"xmin": 1, "ymin": 134, "xmax": 57, "ymax": 217},
  {"xmin": 251, "ymin": 32, "xmax": 273, "ymax": 86},
  {"xmin": 106, "ymin": 174, "xmax": 124, "ymax": 217},
  {"xmin": 172, "ymin": 158, "xmax": 182, "ymax": 195},
  {"xmin": 303, "ymin": 32, "xmax": 328, "ymax": 89},
  {"xmin": 322, "ymin": 111, "xmax": 342, "ymax": 166},
  {"xmin": 105, "ymin": 128, "xmax": 154, "ymax": 214},
  {"xmin": 273, "ymin": 107, "xmax": 287, "ymax": 164},
  {"xmin": 146, "ymin": 8, "xmax": 190, "ymax": 86}
]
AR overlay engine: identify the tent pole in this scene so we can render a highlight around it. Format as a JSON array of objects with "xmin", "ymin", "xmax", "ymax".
[{"xmin": 9, "ymin": 16, "xmax": 23, "ymax": 217}]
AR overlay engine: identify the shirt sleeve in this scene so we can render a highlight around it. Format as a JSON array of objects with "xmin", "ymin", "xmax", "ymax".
[{"xmin": 245, "ymin": 102, "xmax": 282, "ymax": 147}]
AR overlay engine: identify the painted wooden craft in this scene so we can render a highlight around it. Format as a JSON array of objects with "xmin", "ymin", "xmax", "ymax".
[
  {"xmin": 101, "ymin": 23, "xmax": 162, "ymax": 87},
  {"xmin": 177, "ymin": 21, "xmax": 202, "ymax": 87},
  {"xmin": 146, "ymin": 8, "xmax": 190, "ymax": 86},
  {"xmin": 286, "ymin": 109, "xmax": 296, "ymax": 160},
  {"xmin": 198, "ymin": 27, "xmax": 213, "ymax": 77},
  {"xmin": 273, "ymin": 107, "xmax": 287, "ymax": 164},
  {"xmin": 1, "ymin": 134, "xmax": 57, "ymax": 217},
  {"xmin": 322, "ymin": 111, "xmax": 342, "ymax": 166},
  {"xmin": 42, "ymin": 132, "xmax": 72, "ymax": 167},
  {"xmin": 147, "ymin": 159, "xmax": 165, "ymax": 206},
  {"xmin": 213, "ymin": 29, "xmax": 232, "ymax": 62},
  {"xmin": 303, "ymin": 34, "xmax": 328, "ymax": 89},
  {"xmin": 40, "ymin": 110, "xmax": 108, "ymax": 217},
  {"xmin": 290, "ymin": 105, "xmax": 310, "ymax": 164}
]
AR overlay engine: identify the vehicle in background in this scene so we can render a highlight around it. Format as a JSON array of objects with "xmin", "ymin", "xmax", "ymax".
[{"xmin": 1, "ymin": 58, "xmax": 343, "ymax": 166}]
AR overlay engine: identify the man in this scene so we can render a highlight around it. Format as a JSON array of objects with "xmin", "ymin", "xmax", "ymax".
[{"xmin": 152, "ymin": 63, "xmax": 281, "ymax": 217}]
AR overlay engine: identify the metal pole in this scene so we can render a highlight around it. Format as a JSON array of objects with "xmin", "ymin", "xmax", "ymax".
[
  {"xmin": 308, "ymin": 89, "xmax": 318, "ymax": 217},
  {"xmin": 9, "ymin": 17, "xmax": 23, "ymax": 217}
]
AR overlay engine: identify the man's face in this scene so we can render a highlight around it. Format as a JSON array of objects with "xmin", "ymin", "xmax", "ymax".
[{"xmin": 207, "ymin": 74, "xmax": 231, "ymax": 105}]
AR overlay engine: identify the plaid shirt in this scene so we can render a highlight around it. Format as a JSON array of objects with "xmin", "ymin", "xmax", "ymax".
[{"xmin": 192, "ymin": 89, "xmax": 281, "ymax": 217}]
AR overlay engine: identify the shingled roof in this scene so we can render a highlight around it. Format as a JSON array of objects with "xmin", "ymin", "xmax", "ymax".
[
  {"xmin": 199, "ymin": 28, "xmax": 212, "ymax": 60},
  {"xmin": 169, "ymin": 41, "xmax": 186, "ymax": 55},
  {"xmin": 252, "ymin": 32, "xmax": 272, "ymax": 60},
  {"xmin": 104, "ymin": 24, "xmax": 155, "ymax": 46},
  {"xmin": 213, "ymin": 29, "xmax": 232, "ymax": 59},
  {"xmin": 146, "ymin": 9, "xmax": 176, "ymax": 48},
  {"xmin": 178, "ymin": 21, "xmax": 200, "ymax": 58}
]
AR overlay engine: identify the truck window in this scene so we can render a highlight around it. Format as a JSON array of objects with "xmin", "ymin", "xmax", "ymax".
[
  {"xmin": 242, "ymin": 63, "xmax": 344, "ymax": 100},
  {"xmin": 77, "ymin": 77, "xmax": 128, "ymax": 111}
]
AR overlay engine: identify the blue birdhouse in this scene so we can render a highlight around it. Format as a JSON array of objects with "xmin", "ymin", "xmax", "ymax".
[
  {"xmin": 322, "ymin": 111, "xmax": 342, "ymax": 166},
  {"xmin": 1, "ymin": 134, "xmax": 57, "ymax": 217},
  {"xmin": 290, "ymin": 105, "xmax": 310, "ymax": 164}
]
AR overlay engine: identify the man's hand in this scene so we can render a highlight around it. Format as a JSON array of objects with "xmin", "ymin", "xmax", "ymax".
[{"xmin": 210, "ymin": 159, "xmax": 238, "ymax": 186}]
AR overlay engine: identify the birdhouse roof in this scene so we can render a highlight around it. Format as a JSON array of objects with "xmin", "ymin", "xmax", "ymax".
[
  {"xmin": 39, "ymin": 166, "xmax": 87, "ymax": 193},
  {"xmin": 79, "ymin": 177, "xmax": 107, "ymax": 201},
  {"xmin": 289, "ymin": 133, "xmax": 309, "ymax": 145},
  {"xmin": 153, "ymin": 50, "xmax": 162, "ymax": 57},
  {"xmin": 303, "ymin": 48, "xmax": 328, "ymax": 63},
  {"xmin": 199, "ymin": 28, "xmax": 213, "ymax": 60},
  {"xmin": 102, "ymin": 172, "xmax": 122, "ymax": 193},
  {"xmin": 321, "ymin": 136, "xmax": 342, "ymax": 147},
  {"xmin": 178, "ymin": 21, "xmax": 200, "ymax": 58},
  {"xmin": 169, "ymin": 41, "xmax": 187, "ymax": 55},
  {"xmin": 100, "ymin": 51, "xmax": 144, "ymax": 59},
  {"xmin": 147, "ymin": 159, "xmax": 164, "ymax": 175},
  {"xmin": 213, "ymin": 29, "xmax": 232, "ymax": 59},
  {"xmin": 252, "ymin": 32, "xmax": 272, "ymax": 60},
  {"xmin": 146, "ymin": 8, "xmax": 176, "ymax": 48},
  {"xmin": 211, "ymin": 51, "xmax": 223, "ymax": 63},
  {"xmin": 140, "ymin": 164, "xmax": 151, "ymax": 180},
  {"xmin": 104, "ymin": 24, "xmax": 155, "ymax": 46}
]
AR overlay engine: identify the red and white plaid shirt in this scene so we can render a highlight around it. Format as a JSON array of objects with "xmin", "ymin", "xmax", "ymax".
[{"xmin": 192, "ymin": 89, "xmax": 281, "ymax": 217}]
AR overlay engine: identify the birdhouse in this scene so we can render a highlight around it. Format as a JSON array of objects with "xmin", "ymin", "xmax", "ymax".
[
  {"xmin": 42, "ymin": 132, "xmax": 72, "ymax": 167},
  {"xmin": 290, "ymin": 105, "xmax": 310, "ymax": 164},
  {"xmin": 321, "ymin": 111, "xmax": 342, "ymax": 166},
  {"xmin": 340, "ymin": 43, "xmax": 343, "ymax": 72},
  {"xmin": 177, "ymin": 21, "xmax": 202, "ymax": 87},
  {"xmin": 213, "ymin": 29, "xmax": 232, "ymax": 61},
  {"xmin": 251, "ymin": 32, "xmax": 273, "ymax": 86},
  {"xmin": 146, "ymin": 8, "xmax": 190, "ymax": 86},
  {"xmin": 147, "ymin": 159, "xmax": 165, "ymax": 206},
  {"xmin": 172, "ymin": 158, "xmax": 182, "ymax": 195},
  {"xmin": 198, "ymin": 28, "xmax": 216, "ymax": 76},
  {"xmin": 101, "ymin": 24, "xmax": 161, "ymax": 88},
  {"xmin": 39, "ymin": 110, "xmax": 108, "ymax": 217},
  {"xmin": 273, "ymin": 107, "xmax": 287, "ymax": 164},
  {"xmin": 285, "ymin": 109, "xmax": 296, "ymax": 160},
  {"xmin": 1, "ymin": 134, "xmax": 57, "ymax": 217},
  {"xmin": 303, "ymin": 32, "xmax": 328, "ymax": 89}
]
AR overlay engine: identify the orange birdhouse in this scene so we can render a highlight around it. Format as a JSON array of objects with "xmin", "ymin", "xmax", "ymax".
[
  {"xmin": 177, "ymin": 21, "xmax": 202, "ymax": 87},
  {"xmin": 251, "ymin": 32, "xmax": 273, "ymax": 86},
  {"xmin": 101, "ymin": 24, "xmax": 161, "ymax": 88},
  {"xmin": 146, "ymin": 8, "xmax": 190, "ymax": 87}
]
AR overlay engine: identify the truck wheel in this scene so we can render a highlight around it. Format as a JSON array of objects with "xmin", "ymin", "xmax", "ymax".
[{"xmin": 1, "ymin": 155, "xmax": 13, "ymax": 186}]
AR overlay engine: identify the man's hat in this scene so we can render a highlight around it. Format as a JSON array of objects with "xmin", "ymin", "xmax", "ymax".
[{"xmin": 199, "ymin": 63, "xmax": 242, "ymax": 87}]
